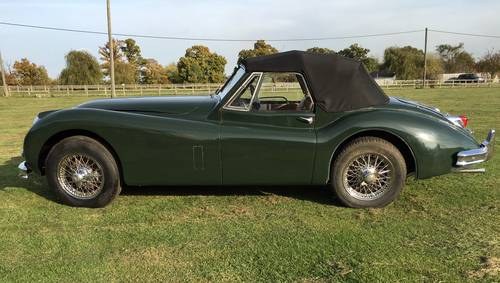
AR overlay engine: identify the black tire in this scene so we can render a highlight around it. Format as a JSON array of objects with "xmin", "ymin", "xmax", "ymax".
[
  {"xmin": 45, "ymin": 136, "xmax": 121, "ymax": 208},
  {"xmin": 331, "ymin": 137, "xmax": 406, "ymax": 208}
]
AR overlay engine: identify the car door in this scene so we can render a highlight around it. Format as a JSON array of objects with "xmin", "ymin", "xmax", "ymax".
[{"xmin": 220, "ymin": 72, "xmax": 316, "ymax": 185}]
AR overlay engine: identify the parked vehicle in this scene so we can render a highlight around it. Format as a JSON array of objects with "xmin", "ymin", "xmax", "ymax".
[
  {"xmin": 445, "ymin": 73, "xmax": 486, "ymax": 83},
  {"xmin": 19, "ymin": 51, "xmax": 495, "ymax": 208}
]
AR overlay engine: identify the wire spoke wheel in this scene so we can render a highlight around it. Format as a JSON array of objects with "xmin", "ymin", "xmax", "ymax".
[
  {"xmin": 56, "ymin": 153, "xmax": 105, "ymax": 200},
  {"xmin": 343, "ymin": 153, "xmax": 395, "ymax": 201}
]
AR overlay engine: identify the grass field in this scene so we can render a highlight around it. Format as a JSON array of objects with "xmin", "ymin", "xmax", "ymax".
[{"xmin": 0, "ymin": 88, "xmax": 499, "ymax": 282}]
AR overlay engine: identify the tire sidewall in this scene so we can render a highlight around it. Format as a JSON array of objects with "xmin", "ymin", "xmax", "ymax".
[{"xmin": 46, "ymin": 136, "xmax": 120, "ymax": 208}]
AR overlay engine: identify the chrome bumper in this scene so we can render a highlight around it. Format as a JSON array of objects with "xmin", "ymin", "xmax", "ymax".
[
  {"xmin": 18, "ymin": 161, "xmax": 31, "ymax": 179},
  {"xmin": 454, "ymin": 129, "xmax": 495, "ymax": 172}
]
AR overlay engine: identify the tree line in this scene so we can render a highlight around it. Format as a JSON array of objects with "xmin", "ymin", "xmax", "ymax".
[{"xmin": 1, "ymin": 39, "xmax": 499, "ymax": 86}]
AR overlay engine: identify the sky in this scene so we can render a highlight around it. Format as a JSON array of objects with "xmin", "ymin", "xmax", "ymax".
[{"xmin": 1, "ymin": 0, "xmax": 499, "ymax": 78}]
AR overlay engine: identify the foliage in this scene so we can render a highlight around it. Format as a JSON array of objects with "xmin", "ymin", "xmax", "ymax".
[
  {"xmin": 306, "ymin": 47, "xmax": 335, "ymax": 54},
  {"xmin": 381, "ymin": 46, "xmax": 445, "ymax": 80},
  {"xmin": 113, "ymin": 61, "xmax": 137, "ymax": 85},
  {"xmin": 238, "ymin": 40, "xmax": 278, "ymax": 60},
  {"xmin": 425, "ymin": 54, "xmax": 445, "ymax": 80},
  {"xmin": 59, "ymin": 50, "xmax": 103, "ymax": 85},
  {"xmin": 337, "ymin": 44, "xmax": 379, "ymax": 73},
  {"xmin": 436, "ymin": 43, "xmax": 475, "ymax": 73},
  {"xmin": 165, "ymin": 63, "xmax": 182, "ymax": 83},
  {"xmin": 177, "ymin": 45, "xmax": 227, "ymax": 83},
  {"xmin": 99, "ymin": 38, "xmax": 142, "ymax": 84},
  {"xmin": 382, "ymin": 46, "xmax": 424, "ymax": 80},
  {"xmin": 10, "ymin": 58, "xmax": 50, "ymax": 85},
  {"xmin": 476, "ymin": 49, "xmax": 500, "ymax": 79},
  {"xmin": 141, "ymin": 59, "xmax": 169, "ymax": 84},
  {"xmin": 0, "ymin": 66, "xmax": 16, "ymax": 85},
  {"xmin": 99, "ymin": 38, "xmax": 124, "ymax": 79},
  {"xmin": 121, "ymin": 38, "xmax": 143, "ymax": 65},
  {"xmin": 121, "ymin": 38, "xmax": 143, "ymax": 83}
]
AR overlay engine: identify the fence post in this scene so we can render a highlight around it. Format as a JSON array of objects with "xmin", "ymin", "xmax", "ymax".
[{"xmin": 85, "ymin": 85, "xmax": 88, "ymax": 96}]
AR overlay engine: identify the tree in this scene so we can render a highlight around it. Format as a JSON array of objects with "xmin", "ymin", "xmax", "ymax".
[
  {"xmin": 436, "ymin": 43, "xmax": 475, "ymax": 73},
  {"xmin": 11, "ymin": 58, "xmax": 50, "ymax": 85},
  {"xmin": 476, "ymin": 49, "xmax": 500, "ymax": 79},
  {"xmin": 99, "ymin": 38, "xmax": 124, "ymax": 79},
  {"xmin": 121, "ymin": 38, "xmax": 143, "ymax": 82},
  {"xmin": 382, "ymin": 46, "xmax": 424, "ymax": 80},
  {"xmin": 426, "ymin": 54, "xmax": 445, "ymax": 80},
  {"xmin": 59, "ymin": 50, "xmax": 102, "ymax": 85},
  {"xmin": 114, "ymin": 61, "xmax": 137, "ymax": 84},
  {"xmin": 121, "ymin": 38, "xmax": 142, "ymax": 65},
  {"xmin": 165, "ymin": 63, "xmax": 181, "ymax": 83},
  {"xmin": 177, "ymin": 45, "xmax": 227, "ymax": 83},
  {"xmin": 337, "ymin": 43, "xmax": 379, "ymax": 72},
  {"xmin": 99, "ymin": 38, "xmax": 139, "ymax": 84},
  {"xmin": 306, "ymin": 47, "xmax": 335, "ymax": 54},
  {"xmin": 0, "ymin": 65, "xmax": 16, "ymax": 85},
  {"xmin": 141, "ymin": 59, "xmax": 169, "ymax": 84},
  {"xmin": 238, "ymin": 40, "xmax": 278, "ymax": 60}
]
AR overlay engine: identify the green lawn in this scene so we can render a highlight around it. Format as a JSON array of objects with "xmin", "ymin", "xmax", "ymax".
[{"xmin": 0, "ymin": 88, "xmax": 499, "ymax": 282}]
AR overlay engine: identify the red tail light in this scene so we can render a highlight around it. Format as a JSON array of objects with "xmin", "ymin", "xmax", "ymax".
[{"xmin": 459, "ymin": 115, "xmax": 468, "ymax": 127}]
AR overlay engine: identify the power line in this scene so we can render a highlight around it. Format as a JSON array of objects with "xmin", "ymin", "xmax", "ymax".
[
  {"xmin": 0, "ymin": 20, "xmax": 423, "ymax": 42},
  {"xmin": 429, "ymin": 29, "xmax": 500, "ymax": 39}
]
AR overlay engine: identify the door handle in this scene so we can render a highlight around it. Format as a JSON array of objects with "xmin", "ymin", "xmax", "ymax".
[{"xmin": 297, "ymin": 116, "xmax": 314, "ymax": 124}]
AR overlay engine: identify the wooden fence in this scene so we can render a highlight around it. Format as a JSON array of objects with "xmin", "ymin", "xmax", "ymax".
[{"xmin": 1, "ymin": 80, "xmax": 499, "ymax": 97}]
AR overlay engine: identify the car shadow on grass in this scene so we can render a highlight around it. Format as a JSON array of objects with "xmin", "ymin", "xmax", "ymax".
[
  {"xmin": 0, "ymin": 156, "xmax": 58, "ymax": 202},
  {"xmin": 122, "ymin": 185, "xmax": 340, "ymax": 206},
  {"xmin": 0, "ymin": 156, "xmax": 341, "ymax": 206}
]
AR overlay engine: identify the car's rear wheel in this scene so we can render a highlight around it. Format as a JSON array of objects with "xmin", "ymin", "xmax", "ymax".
[
  {"xmin": 45, "ymin": 136, "xmax": 121, "ymax": 208},
  {"xmin": 331, "ymin": 137, "xmax": 406, "ymax": 208}
]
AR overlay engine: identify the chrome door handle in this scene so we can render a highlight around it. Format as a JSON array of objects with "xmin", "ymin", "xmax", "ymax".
[{"xmin": 297, "ymin": 116, "xmax": 314, "ymax": 124}]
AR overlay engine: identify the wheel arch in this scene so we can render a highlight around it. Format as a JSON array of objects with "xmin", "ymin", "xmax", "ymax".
[
  {"xmin": 37, "ymin": 129, "xmax": 124, "ymax": 184},
  {"xmin": 328, "ymin": 129, "xmax": 417, "ymax": 182}
]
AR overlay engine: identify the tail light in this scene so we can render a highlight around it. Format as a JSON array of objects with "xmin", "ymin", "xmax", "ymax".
[
  {"xmin": 459, "ymin": 115, "xmax": 468, "ymax": 128},
  {"xmin": 446, "ymin": 115, "xmax": 469, "ymax": 128}
]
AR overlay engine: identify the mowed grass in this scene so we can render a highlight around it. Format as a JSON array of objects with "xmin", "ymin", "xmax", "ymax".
[{"xmin": 0, "ymin": 88, "xmax": 499, "ymax": 282}]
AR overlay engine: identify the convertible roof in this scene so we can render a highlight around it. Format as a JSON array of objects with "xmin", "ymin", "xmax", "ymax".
[{"xmin": 241, "ymin": 50, "xmax": 389, "ymax": 112}]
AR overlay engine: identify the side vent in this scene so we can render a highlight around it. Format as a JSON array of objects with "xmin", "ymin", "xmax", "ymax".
[{"xmin": 192, "ymin": 145, "xmax": 205, "ymax": 170}]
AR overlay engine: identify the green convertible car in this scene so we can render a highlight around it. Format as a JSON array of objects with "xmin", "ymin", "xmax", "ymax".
[{"xmin": 19, "ymin": 51, "xmax": 495, "ymax": 208}]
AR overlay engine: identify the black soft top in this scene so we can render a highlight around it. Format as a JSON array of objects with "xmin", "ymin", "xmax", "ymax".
[{"xmin": 241, "ymin": 50, "xmax": 389, "ymax": 112}]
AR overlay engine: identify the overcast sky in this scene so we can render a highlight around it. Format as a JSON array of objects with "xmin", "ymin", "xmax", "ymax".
[{"xmin": 1, "ymin": 0, "xmax": 499, "ymax": 77}]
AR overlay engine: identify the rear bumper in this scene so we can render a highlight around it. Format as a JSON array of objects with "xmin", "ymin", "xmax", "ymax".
[{"xmin": 454, "ymin": 129, "xmax": 495, "ymax": 170}]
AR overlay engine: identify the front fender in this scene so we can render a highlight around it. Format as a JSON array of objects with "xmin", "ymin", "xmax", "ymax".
[
  {"xmin": 23, "ymin": 108, "xmax": 221, "ymax": 185},
  {"xmin": 312, "ymin": 108, "xmax": 480, "ymax": 183}
]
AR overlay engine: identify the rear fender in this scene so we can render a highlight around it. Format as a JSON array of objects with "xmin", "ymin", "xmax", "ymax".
[{"xmin": 312, "ymin": 109, "xmax": 479, "ymax": 183}]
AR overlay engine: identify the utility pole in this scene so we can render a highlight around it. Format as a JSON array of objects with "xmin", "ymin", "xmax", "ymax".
[
  {"xmin": 422, "ymin": 27, "xmax": 428, "ymax": 88},
  {"xmin": 0, "ymin": 51, "xmax": 9, "ymax": 97},
  {"xmin": 106, "ymin": 0, "xmax": 116, "ymax": 98}
]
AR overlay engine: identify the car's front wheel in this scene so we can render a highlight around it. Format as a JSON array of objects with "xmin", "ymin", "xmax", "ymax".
[
  {"xmin": 45, "ymin": 136, "xmax": 121, "ymax": 207},
  {"xmin": 331, "ymin": 137, "xmax": 406, "ymax": 208}
]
